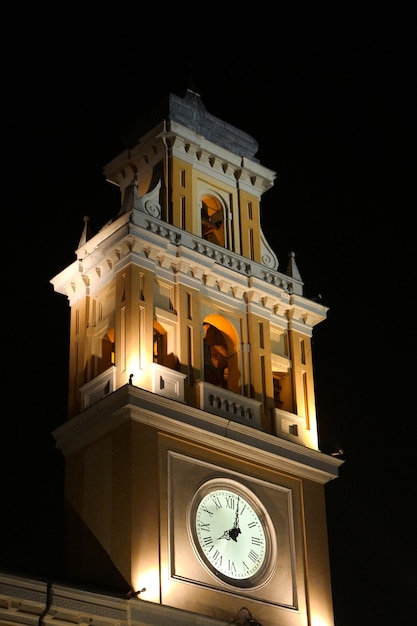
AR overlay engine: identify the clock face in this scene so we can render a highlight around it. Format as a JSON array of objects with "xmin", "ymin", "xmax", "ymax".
[{"xmin": 188, "ymin": 478, "xmax": 276, "ymax": 588}]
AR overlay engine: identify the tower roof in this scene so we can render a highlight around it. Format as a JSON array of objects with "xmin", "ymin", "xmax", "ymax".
[{"xmin": 124, "ymin": 89, "xmax": 260, "ymax": 162}]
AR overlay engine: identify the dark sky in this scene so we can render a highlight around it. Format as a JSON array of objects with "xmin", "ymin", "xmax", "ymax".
[{"xmin": 1, "ymin": 14, "xmax": 415, "ymax": 626}]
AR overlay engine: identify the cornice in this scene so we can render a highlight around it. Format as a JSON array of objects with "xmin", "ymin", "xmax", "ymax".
[
  {"xmin": 53, "ymin": 385, "xmax": 342, "ymax": 485},
  {"xmin": 50, "ymin": 212, "xmax": 327, "ymax": 333},
  {"xmin": 103, "ymin": 117, "xmax": 276, "ymax": 198}
]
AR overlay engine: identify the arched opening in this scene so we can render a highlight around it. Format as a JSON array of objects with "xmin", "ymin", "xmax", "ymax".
[
  {"xmin": 203, "ymin": 323, "xmax": 228, "ymax": 388},
  {"xmin": 201, "ymin": 194, "xmax": 225, "ymax": 247},
  {"xmin": 202, "ymin": 315, "xmax": 240, "ymax": 393}
]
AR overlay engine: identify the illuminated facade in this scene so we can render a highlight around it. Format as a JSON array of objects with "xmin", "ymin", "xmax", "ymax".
[{"xmin": 1, "ymin": 90, "xmax": 342, "ymax": 626}]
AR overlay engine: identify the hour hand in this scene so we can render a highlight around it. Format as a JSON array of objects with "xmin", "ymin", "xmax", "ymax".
[{"xmin": 218, "ymin": 530, "xmax": 231, "ymax": 540}]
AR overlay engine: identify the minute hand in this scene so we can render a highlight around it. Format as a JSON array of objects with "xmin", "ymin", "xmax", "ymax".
[{"xmin": 229, "ymin": 496, "xmax": 241, "ymax": 542}]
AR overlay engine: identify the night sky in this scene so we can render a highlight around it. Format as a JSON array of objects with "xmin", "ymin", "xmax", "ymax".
[{"xmin": 1, "ymin": 14, "xmax": 415, "ymax": 625}]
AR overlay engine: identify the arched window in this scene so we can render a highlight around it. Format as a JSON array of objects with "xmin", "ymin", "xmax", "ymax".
[
  {"xmin": 203, "ymin": 322, "xmax": 229, "ymax": 388},
  {"xmin": 202, "ymin": 315, "xmax": 240, "ymax": 394},
  {"xmin": 201, "ymin": 195, "xmax": 225, "ymax": 247}
]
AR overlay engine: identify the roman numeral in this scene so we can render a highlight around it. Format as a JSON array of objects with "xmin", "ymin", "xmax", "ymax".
[
  {"xmin": 251, "ymin": 537, "xmax": 262, "ymax": 545},
  {"xmin": 199, "ymin": 522, "xmax": 210, "ymax": 532},
  {"xmin": 202, "ymin": 506, "xmax": 213, "ymax": 516},
  {"xmin": 212, "ymin": 496, "xmax": 222, "ymax": 509},
  {"xmin": 248, "ymin": 549, "xmax": 259, "ymax": 563},
  {"xmin": 225, "ymin": 495, "xmax": 235, "ymax": 509},
  {"xmin": 202, "ymin": 536, "xmax": 214, "ymax": 547}
]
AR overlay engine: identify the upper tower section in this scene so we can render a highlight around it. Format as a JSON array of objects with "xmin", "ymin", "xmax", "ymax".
[
  {"xmin": 51, "ymin": 89, "xmax": 328, "ymax": 447},
  {"xmin": 103, "ymin": 89, "xmax": 280, "ymax": 270}
]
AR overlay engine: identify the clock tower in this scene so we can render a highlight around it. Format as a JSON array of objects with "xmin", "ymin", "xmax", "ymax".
[{"xmin": 52, "ymin": 89, "xmax": 342, "ymax": 626}]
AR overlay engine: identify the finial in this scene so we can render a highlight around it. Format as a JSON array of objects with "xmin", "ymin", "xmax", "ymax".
[
  {"xmin": 78, "ymin": 215, "xmax": 92, "ymax": 248},
  {"xmin": 285, "ymin": 250, "xmax": 302, "ymax": 282}
]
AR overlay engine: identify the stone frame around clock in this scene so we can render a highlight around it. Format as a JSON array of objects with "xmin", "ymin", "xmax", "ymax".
[{"xmin": 161, "ymin": 442, "xmax": 303, "ymax": 610}]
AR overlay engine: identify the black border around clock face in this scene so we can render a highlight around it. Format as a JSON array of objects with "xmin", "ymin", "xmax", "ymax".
[{"xmin": 188, "ymin": 478, "xmax": 277, "ymax": 589}]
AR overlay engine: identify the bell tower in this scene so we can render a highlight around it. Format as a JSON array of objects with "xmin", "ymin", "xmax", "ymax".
[{"xmin": 52, "ymin": 89, "xmax": 342, "ymax": 626}]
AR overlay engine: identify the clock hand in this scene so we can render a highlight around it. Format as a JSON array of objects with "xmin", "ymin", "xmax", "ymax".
[
  {"xmin": 218, "ymin": 530, "xmax": 231, "ymax": 540},
  {"xmin": 228, "ymin": 496, "xmax": 241, "ymax": 541},
  {"xmin": 228, "ymin": 526, "xmax": 241, "ymax": 542},
  {"xmin": 219, "ymin": 497, "xmax": 242, "ymax": 541},
  {"xmin": 218, "ymin": 527, "xmax": 241, "ymax": 541},
  {"xmin": 233, "ymin": 496, "xmax": 240, "ymax": 529}
]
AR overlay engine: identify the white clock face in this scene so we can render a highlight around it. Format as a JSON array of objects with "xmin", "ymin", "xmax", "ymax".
[{"xmin": 189, "ymin": 479, "xmax": 276, "ymax": 587}]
